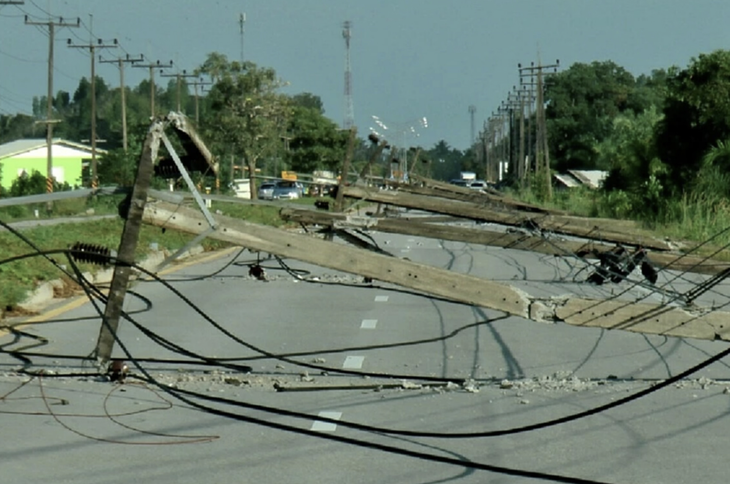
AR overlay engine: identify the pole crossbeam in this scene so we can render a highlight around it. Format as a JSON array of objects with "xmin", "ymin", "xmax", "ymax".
[
  {"xmin": 160, "ymin": 69, "xmax": 199, "ymax": 113},
  {"xmin": 133, "ymin": 60, "xmax": 174, "ymax": 117}
]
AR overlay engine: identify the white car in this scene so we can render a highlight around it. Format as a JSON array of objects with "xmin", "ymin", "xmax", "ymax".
[{"xmin": 258, "ymin": 182, "xmax": 276, "ymax": 200}]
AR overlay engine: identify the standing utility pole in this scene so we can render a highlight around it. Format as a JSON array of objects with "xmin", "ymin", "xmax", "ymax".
[
  {"xmin": 189, "ymin": 77, "xmax": 212, "ymax": 125},
  {"xmin": 160, "ymin": 69, "xmax": 198, "ymax": 113},
  {"xmin": 133, "ymin": 59, "xmax": 173, "ymax": 117},
  {"xmin": 342, "ymin": 20, "xmax": 354, "ymax": 130},
  {"xmin": 239, "ymin": 12, "xmax": 246, "ymax": 63},
  {"xmin": 519, "ymin": 59, "xmax": 559, "ymax": 200},
  {"xmin": 24, "ymin": 14, "xmax": 79, "ymax": 197},
  {"xmin": 468, "ymin": 105, "xmax": 476, "ymax": 146},
  {"xmin": 68, "ymin": 36, "xmax": 118, "ymax": 188},
  {"xmin": 100, "ymin": 53, "xmax": 144, "ymax": 152}
]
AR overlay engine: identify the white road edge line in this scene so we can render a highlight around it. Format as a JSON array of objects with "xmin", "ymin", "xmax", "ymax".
[
  {"xmin": 360, "ymin": 319, "xmax": 378, "ymax": 329},
  {"xmin": 343, "ymin": 355, "xmax": 365, "ymax": 369},
  {"xmin": 311, "ymin": 411, "xmax": 342, "ymax": 432}
]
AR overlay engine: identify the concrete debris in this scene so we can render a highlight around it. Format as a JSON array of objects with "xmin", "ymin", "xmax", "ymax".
[
  {"xmin": 400, "ymin": 380, "xmax": 422, "ymax": 390},
  {"xmin": 463, "ymin": 379, "xmax": 480, "ymax": 393}
]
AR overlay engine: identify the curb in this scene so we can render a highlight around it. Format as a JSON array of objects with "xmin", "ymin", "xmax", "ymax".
[{"xmin": 14, "ymin": 245, "xmax": 207, "ymax": 314}]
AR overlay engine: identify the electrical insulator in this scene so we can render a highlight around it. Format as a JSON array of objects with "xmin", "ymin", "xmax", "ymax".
[
  {"xmin": 154, "ymin": 160, "xmax": 182, "ymax": 178},
  {"xmin": 248, "ymin": 264, "xmax": 266, "ymax": 281},
  {"xmin": 107, "ymin": 360, "xmax": 129, "ymax": 382},
  {"xmin": 69, "ymin": 242, "xmax": 116, "ymax": 266}
]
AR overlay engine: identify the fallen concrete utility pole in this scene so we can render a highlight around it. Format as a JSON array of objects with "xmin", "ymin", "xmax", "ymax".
[
  {"xmin": 280, "ymin": 208, "xmax": 729, "ymax": 276},
  {"xmin": 142, "ymin": 200, "xmax": 530, "ymax": 315},
  {"xmin": 340, "ymin": 185, "xmax": 671, "ymax": 251},
  {"xmin": 406, "ymin": 175, "xmax": 562, "ymax": 215},
  {"xmin": 94, "ymin": 119, "xmax": 162, "ymax": 366},
  {"xmin": 95, "ymin": 112, "xmax": 217, "ymax": 366},
  {"xmin": 143, "ymin": 199, "xmax": 730, "ymax": 342}
]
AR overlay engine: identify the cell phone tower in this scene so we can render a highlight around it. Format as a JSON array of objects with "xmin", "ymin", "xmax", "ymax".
[{"xmin": 342, "ymin": 20, "xmax": 354, "ymax": 130}]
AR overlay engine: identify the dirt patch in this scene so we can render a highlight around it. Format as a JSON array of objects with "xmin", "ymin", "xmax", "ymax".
[
  {"xmin": 2, "ymin": 305, "xmax": 39, "ymax": 318},
  {"xmin": 52, "ymin": 276, "xmax": 83, "ymax": 299}
]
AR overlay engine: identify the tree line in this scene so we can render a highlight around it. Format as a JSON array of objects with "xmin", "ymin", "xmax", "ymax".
[
  {"xmin": 5, "ymin": 48, "xmax": 730, "ymax": 213},
  {"xmin": 464, "ymin": 50, "xmax": 730, "ymax": 224},
  {"xmin": 0, "ymin": 51, "xmax": 472, "ymax": 197}
]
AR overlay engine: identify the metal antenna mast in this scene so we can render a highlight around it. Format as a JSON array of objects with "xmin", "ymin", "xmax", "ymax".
[
  {"xmin": 239, "ymin": 12, "xmax": 246, "ymax": 63},
  {"xmin": 342, "ymin": 20, "xmax": 354, "ymax": 130}
]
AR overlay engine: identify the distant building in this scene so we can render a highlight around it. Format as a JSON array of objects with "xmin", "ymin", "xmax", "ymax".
[
  {"xmin": 554, "ymin": 169, "xmax": 607, "ymax": 190},
  {"xmin": 0, "ymin": 138, "xmax": 106, "ymax": 189}
]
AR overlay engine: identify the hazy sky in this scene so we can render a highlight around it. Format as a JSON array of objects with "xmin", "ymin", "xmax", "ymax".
[{"xmin": 1, "ymin": 0, "xmax": 730, "ymax": 151}]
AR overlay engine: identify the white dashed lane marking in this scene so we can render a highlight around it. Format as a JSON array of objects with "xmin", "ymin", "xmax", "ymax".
[
  {"xmin": 374, "ymin": 295, "xmax": 389, "ymax": 302},
  {"xmin": 310, "ymin": 411, "xmax": 342, "ymax": 432},
  {"xmin": 360, "ymin": 319, "xmax": 378, "ymax": 329},
  {"xmin": 343, "ymin": 355, "xmax": 365, "ymax": 369}
]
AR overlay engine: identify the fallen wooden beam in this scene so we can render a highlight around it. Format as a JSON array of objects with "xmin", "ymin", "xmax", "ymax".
[
  {"xmin": 280, "ymin": 208, "xmax": 730, "ymax": 276},
  {"xmin": 405, "ymin": 177, "xmax": 561, "ymax": 214},
  {"xmin": 341, "ymin": 185, "xmax": 671, "ymax": 251},
  {"xmin": 143, "ymin": 199, "xmax": 730, "ymax": 342},
  {"xmin": 142, "ymin": 200, "xmax": 531, "ymax": 315}
]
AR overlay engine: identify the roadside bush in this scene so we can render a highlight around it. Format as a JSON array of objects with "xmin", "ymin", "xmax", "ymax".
[{"xmin": 9, "ymin": 170, "xmax": 72, "ymax": 197}]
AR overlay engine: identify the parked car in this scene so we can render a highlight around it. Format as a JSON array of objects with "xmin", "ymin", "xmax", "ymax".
[
  {"xmin": 449, "ymin": 179, "xmax": 469, "ymax": 187},
  {"xmin": 272, "ymin": 180, "xmax": 301, "ymax": 200},
  {"xmin": 258, "ymin": 182, "xmax": 276, "ymax": 200},
  {"xmin": 469, "ymin": 180, "xmax": 487, "ymax": 191}
]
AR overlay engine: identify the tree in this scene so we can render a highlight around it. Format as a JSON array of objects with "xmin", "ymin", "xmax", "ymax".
[
  {"xmin": 546, "ymin": 61, "xmax": 651, "ymax": 172},
  {"xmin": 286, "ymin": 104, "xmax": 347, "ymax": 174},
  {"xmin": 0, "ymin": 113, "xmax": 37, "ymax": 144},
  {"xmin": 201, "ymin": 53, "xmax": 290, "ymax": 198},
  {"xmin": 655, "ymin": 50, "xmax": 730, "ymax": 193},
  {"xmin": 693, "ymin": 139, "xmax": 730, "ymax": 199},
  {"xmin": 291, "ymin": 92, "xmax": 324, "ymax": 114},
  {"xmin": 425, "ymin": 140, "xmax": 465, "ymax": 181},
  {"xmin": 597, "ymin": 106, "xmax": 665, "ymax": 192}
]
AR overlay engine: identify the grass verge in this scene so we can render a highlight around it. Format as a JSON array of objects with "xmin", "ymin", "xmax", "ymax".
[{"xmin": 0, "ymin": 196, "xmax": 319, "ymax": 312}]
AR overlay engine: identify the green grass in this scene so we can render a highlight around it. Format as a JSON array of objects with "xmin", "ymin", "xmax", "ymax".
[
  {"xmin": 0, "ymin": 196, "xmax": 322, "ymax": 312},
  {"xmin": 0, "ymin": 194, "xmax": 124, "ymax": 223},
  {"xmin": 511, "ymin": 186, "xmax": 730, "ymax": 259},
  {"xmin": 209, "ymin": 196, "xmax": 317, "ymax": 226},
  {"xmin": 0, "ymin": 218, "xmax": 232, "ymax": 312}
]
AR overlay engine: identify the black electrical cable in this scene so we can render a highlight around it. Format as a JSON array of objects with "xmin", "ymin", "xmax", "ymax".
[
  {"xmin": 6, "ymin": 247, "xmax": 730, "ymax": 444},
  {"xmin": 40, "ymin": 285, "xmax": 610, "ymax": 484},
  {"xmin": 141, "ymin": 246, "xmax": 248, "ymax": 282},
  {"xmin": 10, "ymin": 252, "xmax": 611, "ymax": 483}
]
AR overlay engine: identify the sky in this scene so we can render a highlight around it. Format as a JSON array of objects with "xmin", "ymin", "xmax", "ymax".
[{"xmin": 1, "ymin": 0, "xmax": 730, "ymax": 151}]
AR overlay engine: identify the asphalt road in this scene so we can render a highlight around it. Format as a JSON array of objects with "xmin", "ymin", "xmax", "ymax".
[{"xmin": 2, "ymin": 221, "xmax": 730, "ymax": 484}]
